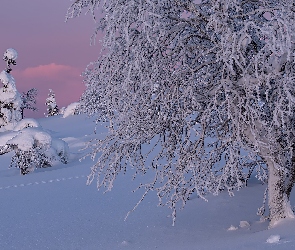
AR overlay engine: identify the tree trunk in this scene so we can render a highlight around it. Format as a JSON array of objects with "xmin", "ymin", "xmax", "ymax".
[
  {"xmin": 243, "ymin": 123, "xmax": 295, "ymax": 227},
  {"xmin": 267, "ymin": 158, "xmax": 295, "ymax": 228},
  {"xmin": 285, "ymin": 152, "xmax": 295, "ymax": 199}
]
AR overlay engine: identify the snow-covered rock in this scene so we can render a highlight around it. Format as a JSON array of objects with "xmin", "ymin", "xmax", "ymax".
[
  {"xmin": 266, "ymin": 235, "xmax": 280, "ymax": 244},
  {"xmin": 227, "ymin": 225, "xmax": 238, "ymax": 231},
  {"xmin": 239, "ymin": 221, "xmax": 250, "ymax": 228}
]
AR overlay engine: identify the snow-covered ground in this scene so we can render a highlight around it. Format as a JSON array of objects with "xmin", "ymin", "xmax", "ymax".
[{"xmin": 1, "ymin": 114, "xmax": 295, "ymax": 250}]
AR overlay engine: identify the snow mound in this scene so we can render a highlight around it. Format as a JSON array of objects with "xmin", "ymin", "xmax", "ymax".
[
  {"xmin": 239, "ymin": 221, "xmax": 250, "ymax": 228},
  {"xmin": 63, "ymin": 102, "xmax": 80, "ymax": 118},
  {"xmin": 3, "ymin": 48, "xmax": 18, "ymax": 60},
  {"xmin": 120, "ymin": 240, "xmax": 130, "ymax": 246},
  {"xmin": 13, "ymin": 118, "xmax": 41, "ymax": 131},
  {"xmin": 266, "ymin": 235, "xmax": 280, "ymax": 244},
  {"xmin": 227, "ymin": 225, "xmax": 238, "ymax": 231}
]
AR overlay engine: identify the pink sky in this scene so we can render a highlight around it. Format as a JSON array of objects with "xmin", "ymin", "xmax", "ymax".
[{"xmin": 0, "ymin": 0, "xmax": 101, "ymax": 117}]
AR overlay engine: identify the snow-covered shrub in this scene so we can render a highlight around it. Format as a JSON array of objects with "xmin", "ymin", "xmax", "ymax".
[
  {"xmin": 50, "ymin": 137, "xmax": 69, "ymax": 164},
  {"xmin": 0, "ymin": 49, "xmax": 22, "ymax": 131},
  {"xmin": 10, "ymin": 144, "xmax": 50, "ymax": 175},
  {"xmin": 45, "ymin": 89, "xmax": 59, "ymax": 117},
  {"xmin": 0, "ymin": 119, "xmax": 69, "ymax": 175},
  {"xmin": 63, "ymin": 102, "xmax": 80, "ymax": 118},
  {"xmin": 67, "ymin": 0, "xmax": 295, "ymax": 226}
]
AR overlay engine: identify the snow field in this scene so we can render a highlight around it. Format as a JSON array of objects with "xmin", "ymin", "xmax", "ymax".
[{"xmin": 0, "ymin": 114, "xmax": 295, "ymax": 249}]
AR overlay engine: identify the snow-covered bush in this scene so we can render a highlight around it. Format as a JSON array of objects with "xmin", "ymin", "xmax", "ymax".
[
  {"xmin": 67, "ymin": 0, "xmax": 295, "ymax": 226},
  {"xmin": 0, "ymin": 118, "xmax": 69, "ymax": 175},
  {"xmin": 50, "ymin": 137, "xmax": 69, "ymax": 164},
  {"xmin": 8, "ymin": 128, "xmax": 69, "ymax": 175},
  {"xmin": 0, "ymin": 49, "xmax": 22, "ymax": 131},
  {"xmin": 63, "ymin": 102, "xmax": 80, "ymax": 118},
  {"xmin": 45, "ymin": 89, "xmax": 59, "ymax": 117}
]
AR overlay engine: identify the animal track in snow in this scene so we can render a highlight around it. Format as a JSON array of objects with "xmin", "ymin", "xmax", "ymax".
[{"xmin": 0, "ymin": 175, "xmax": 86, "ymax": 191}]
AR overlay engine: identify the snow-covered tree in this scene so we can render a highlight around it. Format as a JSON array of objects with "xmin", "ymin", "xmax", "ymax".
[
  {"xmin": 0, "ymin": 48, "xmax": 22, "ymax": 131},
  {"xmin": 45, "ymin": 89, "xmax": 59, "ymax": 117},
  {"xmin": 67, "ymin": 0, "xmax": 295, "ymax": 227},
  {"xmin": 21, "ymin": 88, "xmax": 38, "ymax": 118}
]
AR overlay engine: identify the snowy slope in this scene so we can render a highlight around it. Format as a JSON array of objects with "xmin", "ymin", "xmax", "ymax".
[{"xmin": 0, "ymin": 114, "xmax": 295, "ymax": 250}]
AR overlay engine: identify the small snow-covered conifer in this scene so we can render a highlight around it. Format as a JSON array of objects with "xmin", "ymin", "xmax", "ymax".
[
  {"xmin": 45, "ymin": 89, "xmax": 59, "ymax": 117},
  {"xmin": 21, "ymin": 88, "xmax": 38, "ymax": 118},
  {"xmin": 0, "ymin": 48, "xmax": 22, "ymax": 131},
  {"xmin": 67, "ymin": 0, "xmax": 295, "ymax": 227}
]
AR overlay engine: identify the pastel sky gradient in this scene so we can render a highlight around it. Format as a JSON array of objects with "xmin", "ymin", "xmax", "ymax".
[{"xmin": 0, "ymin": 0, "xmax": 101, "ymax": 117}]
